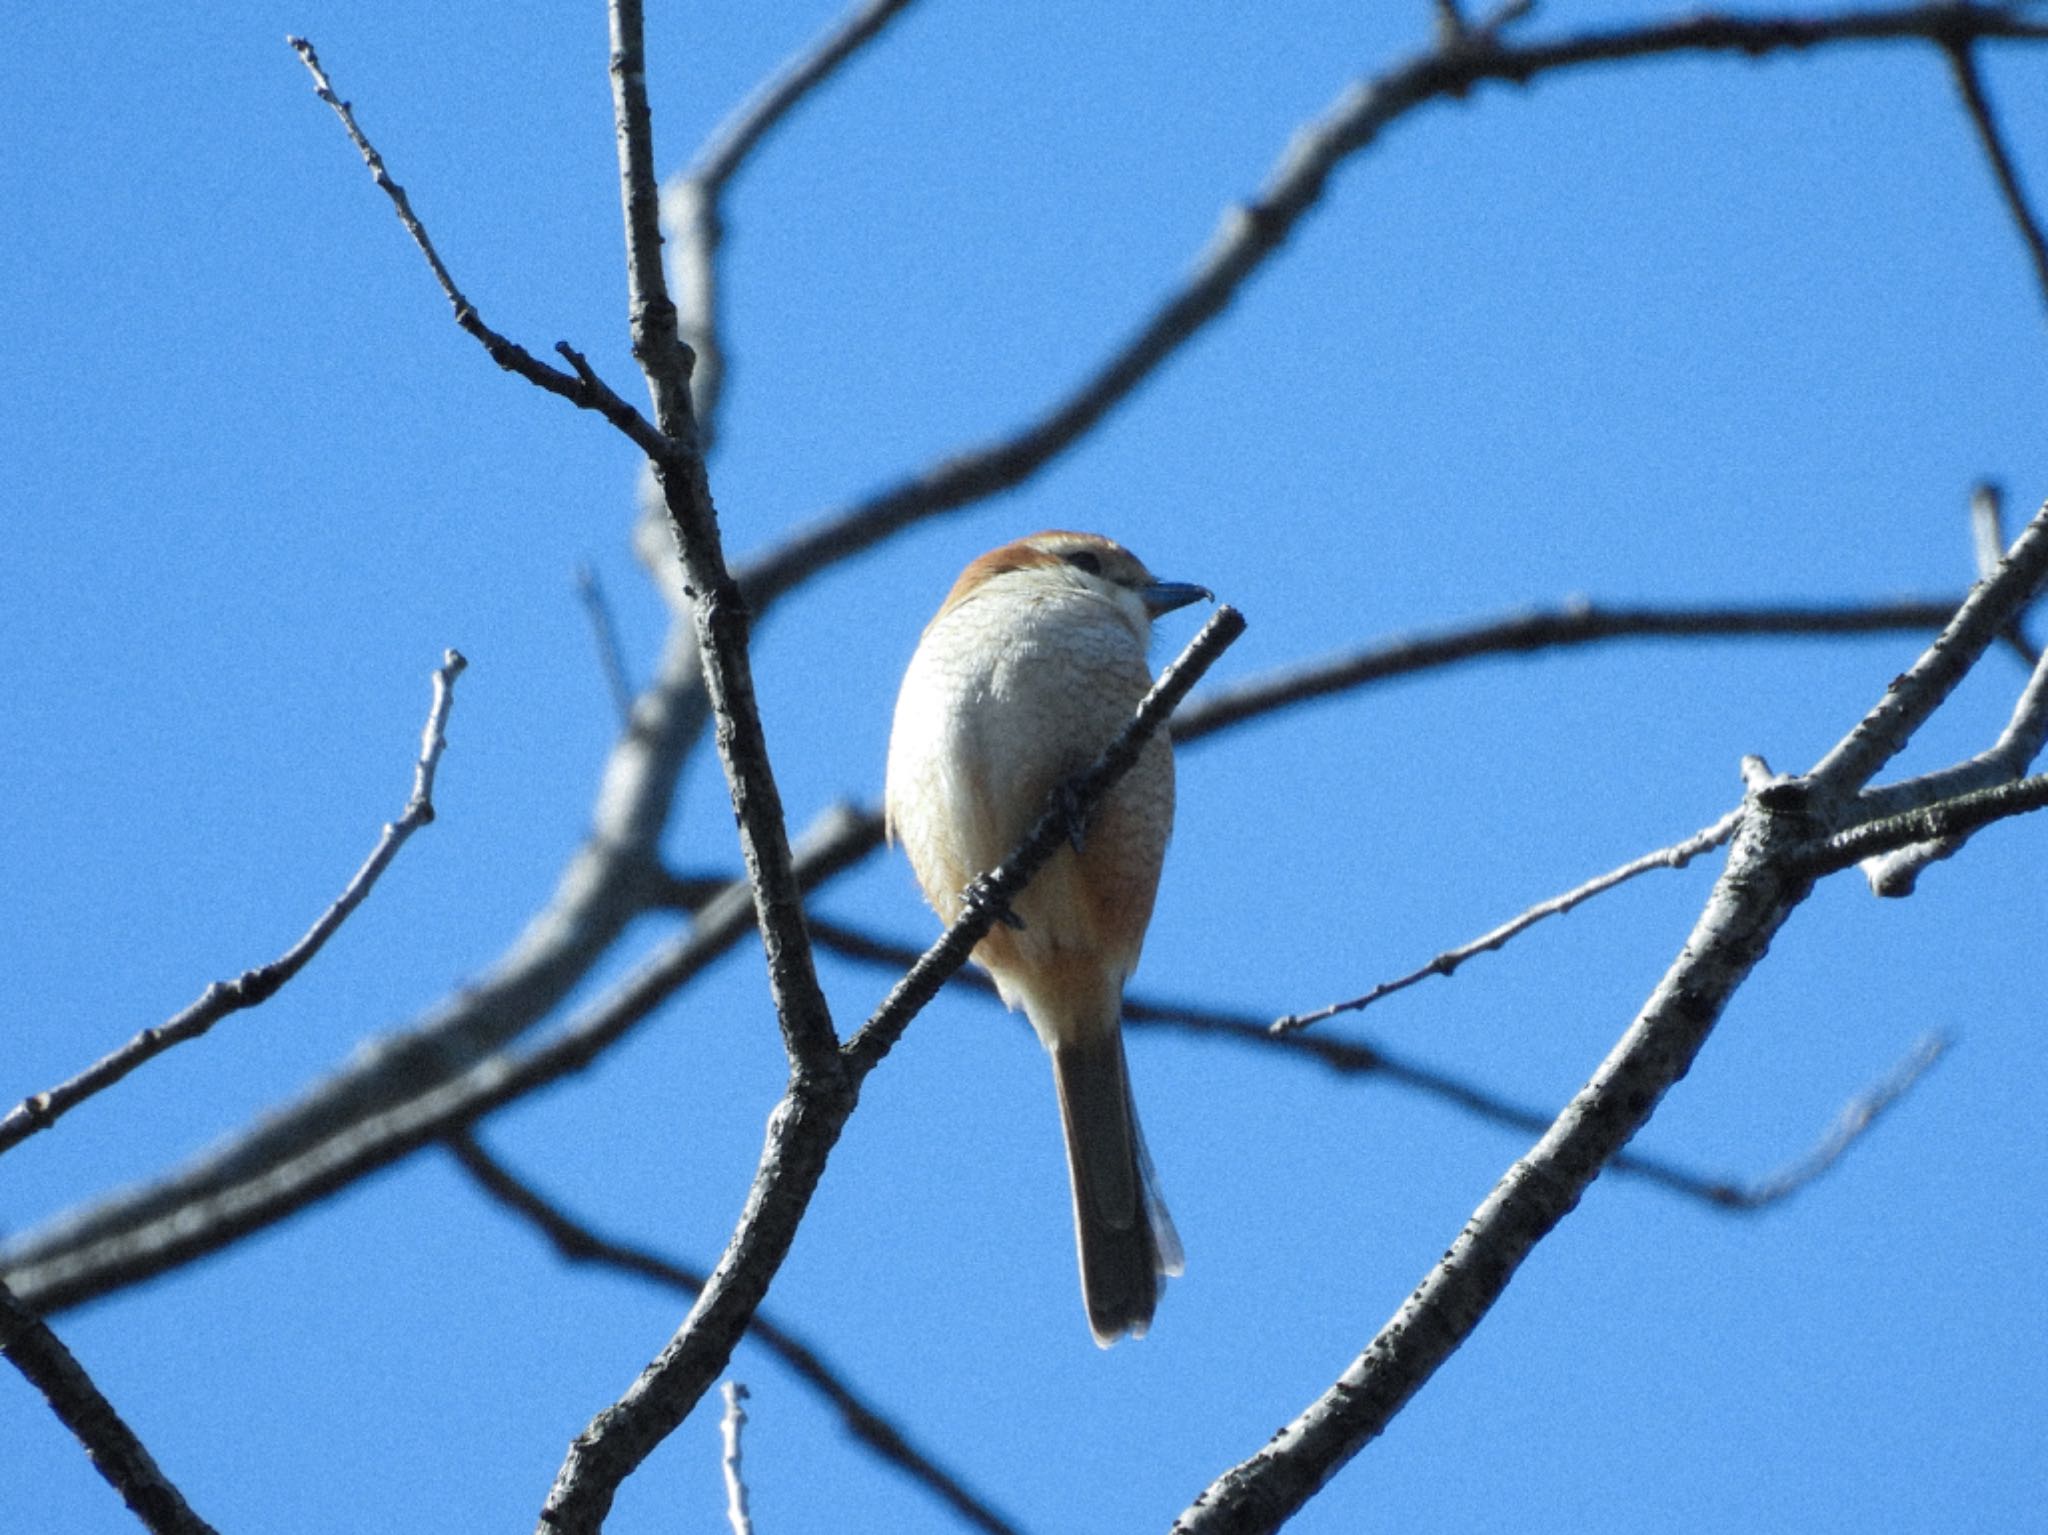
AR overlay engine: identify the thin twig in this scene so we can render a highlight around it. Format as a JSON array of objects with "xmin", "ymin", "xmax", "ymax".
[
  {"xmin": 1274, "ymin": 808, "xmax": 1744, "ymax": 1031},
  {"xmin": 806, "ymin": 915, "xmax": 1930, "ymax": 1212},
  {"xmin": 575, "ymin": 564, "xmax": 638, "ymax": 726},
  {"xmin": 719, "ymin": 1383, "xmax": 753, "ymax": 1535},
  {"xmin": 1831, "ymin": 503, "xmax": 2048, "ymax": 890},
  {"xmin": 689, "ymin": 0, "xmax": 921, "ymax": 195},
  {"xmin": 1, "ymin": 1278, "xmax": 219, "ymax": 1535},
  {"xmin": 0, "ymin": 624, "xmax": 712, "ymax": 1304},
  {"xmin": 448, "ymin": 1134, "xmax": 1022, "ymax": 1535},
  {"xmin": 1943, "ymin": 38, "xmax": 2048, "ymax": 314},
  {"xmin": 1972, "ymin": 480, "xmax": 2010, "ymax": 579},
  {"xmin": 1857, "ymin": 641, "xmax": 2048, "ymax": 891},
  {"xmin": 1177, "ymin": 799, "xmax": 1821, "ymax": 1529},
  {"xmin": 1432, "ymin": 0, "xmax": 1472, "ymax": 45},
  {"xmin": 538, "ymin": 607, "xmax": 1243, "ymax": 1534},
  {"xmin": 286, "ymin": 38, "xmax": 672, "ymax": 463},
  {"xmin": 0, "ymin": 650, "xmax": 466, "ymax": 1158}
]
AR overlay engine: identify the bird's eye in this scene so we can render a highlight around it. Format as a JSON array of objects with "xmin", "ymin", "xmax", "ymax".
[{"xmin": 1062, "ymin": 549, "xmax": 1104, "ymax": 576}]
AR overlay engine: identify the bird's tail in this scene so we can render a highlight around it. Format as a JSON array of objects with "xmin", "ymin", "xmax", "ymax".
[{"xmin": 1050, "ymin": 1030, "xmax": 1183, "ymax": 1347}]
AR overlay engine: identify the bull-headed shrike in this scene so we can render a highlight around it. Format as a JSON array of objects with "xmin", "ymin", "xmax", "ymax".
[{"xmin": 885, "ymin": 530, "xmax": 1209, "ymax": 1345}]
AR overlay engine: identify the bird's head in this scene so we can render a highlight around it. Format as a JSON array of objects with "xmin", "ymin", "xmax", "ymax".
[{"xmin": 939, "ymin": 530, "xmax": 1211, "ymax": 642}]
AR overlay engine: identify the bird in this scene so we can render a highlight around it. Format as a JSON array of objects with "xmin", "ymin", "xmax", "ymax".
[{"xmin": 885, "ymin": 530, "xmax": 1210, "ymax": 1345}]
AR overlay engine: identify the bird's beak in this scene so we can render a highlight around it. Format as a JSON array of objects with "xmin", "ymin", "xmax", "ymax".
[{"xmin": 1142, "ymin": 581, "xmax": 1212, "ymax": 618}]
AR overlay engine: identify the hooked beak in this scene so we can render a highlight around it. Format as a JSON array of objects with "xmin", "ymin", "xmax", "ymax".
[{"xmin": 1142, "ymin": 580, "xmax": 1212, "ymax": 618}]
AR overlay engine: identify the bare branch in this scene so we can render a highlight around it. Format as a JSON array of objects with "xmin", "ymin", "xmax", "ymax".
[
  {"xmin": 1811, "ymin": 497, "xmax": 2048, "ymax": 795},
  {"xmin": 1826, "ymin": 500, "xmax": 2048, "ymax": 887},
  {"xmin": 719, "ymin": 1382, "xmax": 754, "ymax": 1535},
  {"xmin": 574, "ymin": 564, "xmax": 638, "ymax": 727},
  {"xmin": 0, "ymin": 620, "xmax": 710, "ymax": 1306},
  {"xmin": 689, "ymin": 0, "xmax": 921, "ymax": 198},
  {"xmin": 611, "ymin": 0, "xmax": 842, "ymax": 1089},
  {"xmin": 1, "ymin": 1279, "xmax": 218, "ymax": 1535},
  {"xmin": 1857, "ymin": 642, "xmax": 2048, "ymax": 890},
  {"xmin": 1972, "ymin": 480, "xmax": 2011, "ymax": 579},
  {"xmin": 733, "ymin": 1, "xmax": 2048, "ymax": 610},
  {"xmin": 0, "ymin": 650, "xmax": 466, "ymax": 1158},
  {"xmin": 1968, "ymin": 483, "xmax": 2042, "ymax": 667},
  {"xmin": 1720, "ymin": 1033, "xmax": 1950, "ymax": 1207},
  {"xmin": 1943, "ymin": 38, "xmax": 2048, "ymax": 314},
  {"xmin": 658, "ymin": 177, "xmax": 728, "ymax": 440},
  {"xmin": 538, "ymin": 607, "xmax": 1243, "ymax": 1534},
  {"xmin": 665, "ymin": 1, "xmax": 925, "ymax": 438},
  {"xmin": 1274, "ymin": 807, "xmax": 1744, "ymax": 1031},
  {"xmin": 286, "ymin": 38, "xmax": 670, "ymax": 461},
  {"xmin": 608, "ymin": 0, "xmax": 696, "ymax": 426},
  {"xmin": 53, "ymin": 3, "xmax": 2018, "ymax": 1336},
  {"xmin": 448, "ymin": 1134, "xmax": 1023, "ymax": 1535},
  {"xmin": 1817, "ymin": 770, "xmax": 2048, "ymax": 874}
]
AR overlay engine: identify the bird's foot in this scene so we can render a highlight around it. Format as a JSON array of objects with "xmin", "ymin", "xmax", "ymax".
[{"xmin": 964, "ymin": 874, "xmax": 1027, "ymax": 930}]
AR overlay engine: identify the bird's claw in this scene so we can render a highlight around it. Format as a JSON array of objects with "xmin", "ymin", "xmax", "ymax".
[
  {"xmin": 1056, "ymin": 777, "xmax": 1090, "ymax": 854},
  {"xmin": 964, "ymin": 874, "xmax": 1026, "ymax": 929}
]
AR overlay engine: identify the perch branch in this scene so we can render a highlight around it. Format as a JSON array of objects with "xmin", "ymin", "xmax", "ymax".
[{"xmin": 843, "ymin": 606, "xmax": 1248, "ymax": 1079}]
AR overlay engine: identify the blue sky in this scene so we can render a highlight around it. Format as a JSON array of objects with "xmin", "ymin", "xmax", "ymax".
[{"xmin": 6, "ymin": 3, "xmax": 2046, "ymax": 1532}]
